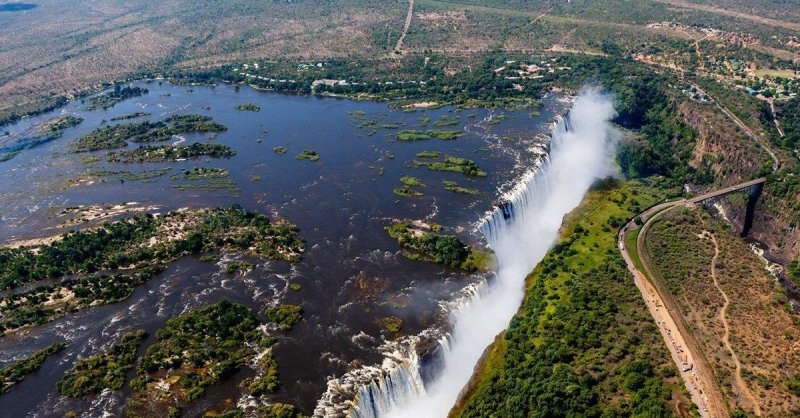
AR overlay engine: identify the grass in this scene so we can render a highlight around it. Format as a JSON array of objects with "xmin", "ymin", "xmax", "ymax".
[
  {"xmin": 416, "ymin": 151, "xmax": 441, "ymax": 158},
  {"xmin": 624, "ymin": 225, "xmax": 645, "ymax": 273},
  {"xmin": 396, "ymin": 130, "xmax": 431, "ymax": 141},
  {"xmin": 414, "ymin": 156, "xmax": 487, "ymax": 177},
  {"xmin": 400, "ymin": 176, "xmax": 424, "ymax": 186},
  {"xmin": 235, "ymin": 103, "xmax": 261, "ymax": 112},
  {"xmin": 296, "ymin": 149, "xmax": 320, "ymax": 161},
  {"xmin": 426, "ymin": 130, "xmax": 462, "ymax": 140},
  {"xmin": 443, "ymin": 180, "xmax": 479, "ymax": 195},
  {"xmin": 393, "ymin": 186, "xmax": 423, "ymax": 197}
]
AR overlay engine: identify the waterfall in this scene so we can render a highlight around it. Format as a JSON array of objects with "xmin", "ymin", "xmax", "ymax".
[{"xmin": 315, "ymin": 89, "xmax": 618, "ymax": 418}]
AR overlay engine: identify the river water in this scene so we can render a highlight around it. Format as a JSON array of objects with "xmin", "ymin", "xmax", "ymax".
[{"xmin": 0, "ymin": 82, "xmax": 569, "ymax": 416}]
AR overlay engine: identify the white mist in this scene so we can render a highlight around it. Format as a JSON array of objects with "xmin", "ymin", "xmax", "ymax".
[{"xmin": 380, "ymin": 89, "xmax": 619, "ymax": 418}]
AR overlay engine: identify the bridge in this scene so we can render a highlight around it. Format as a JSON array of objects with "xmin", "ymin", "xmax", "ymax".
[
  {"xmin": 637, "ymin": 177, "xmax": 766, "ymax": 235},
  {"xmin": 687, "ymin": 177, "xmax": 765, "ymax": 236}
]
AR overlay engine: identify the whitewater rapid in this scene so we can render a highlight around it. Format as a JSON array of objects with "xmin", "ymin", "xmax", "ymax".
[{"xmin": 318, "ymin": 90, "xmax": 619, "ymax": 418}]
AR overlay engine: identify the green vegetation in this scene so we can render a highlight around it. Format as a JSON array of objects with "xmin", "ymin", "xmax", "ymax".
[
  {"xmin": 295, "ymin": 149, "xmax": 319, "ymax": 161},
  {"xmin": 110, "ymin": 112, "xmax": 151, "ymax": 121},
  {"xmin": 413, "ymin": 156, "xmax": 487, "ymax": 177},
  {"xmin": 109, "ymin": 142, "xmax": 235, "ymax": 163},
  {"xmin": 127, "ymin": 301, "xmax": 260, "ymax": 414},
  {"xmin": 289, "ymin": 283, "xmax": 302, "ymax": 291},
  {"xmin": 393, "ymin": 186, "xmax": 423, "ymax": 197},
  {"xmin": 400, "ymin": 176, "xmax": 423, "ymax": 186},
  {"xmin": 443, "ymin": 180, "xmax": 479, "ymax": 195},
  {"xmin": 433, "ymin": 115, "xmax": 460, "ymax": 126},
  {"xmin": 396, "ymin": 129, "xmax": 462, "ymax": 141},
  {"xmin": 235, "ymin": 103, "xmax": 261, "ymax": 112},
  {"xmin": 263, "ymin": 304, "xmax": 303, "ymax": 330},
  {"xmin": 212, "ymin": 404, "xmax": 304, "ymax": 418},
  {"xmin": 789, "ymin": 260, "xmax": 800, "ymax": 287},
  {"xmin": 246, "ymin": 352, "xmax": 280, "ymax": 396},
  {"xmin": 0, "ymin": 208, "xmax": 303, "ymax": 335},
  {"xmin": 85, "ymin": 86, "xmax": 148, "ymax": 111},
  {"xmin": 386, "ymin": 221, "xmax": 487, "ymax": 271},
  {"xmin": 0, "ymin": 152, "xmax": 19, "ymax": 163},
  {"xmin": 69, "ymin": 169, "xmax": 171, "ymax": 186},
  {"xmin": 273, "ymin": 146, "xmax": 288, "ymax": 155},
  {"xmin": 788, "ymin": 374, "xmax": 800, "ymax": 396},
  {"xmin": 426, "ymin": 130, "xmax": 462, "ymax": 140},
  {"xmin": 73, "ymin": 115, "xmax": 226, "ymax": 152},
  {"xmin": 396, "ymin": 130, "xmax": 431, "ymax": 141},
  {"xmin": 177, "ymin": 167, "xmax": 229, "ymax": 180},
  {"xmin": 42, "ymin": 116, "xmax": 83, "ymax": 135},
  {"xmin": 59, "ymin": 330, "xmax": 147, "ymax": 397},
  {"xmin": 0, "ymin": 343, "xmax": 65, "ymax": 393},
  {"xmin": 453, "ymin": 182, "xmax": 681, "ymax": 417},
  {"xmin": 224, "ymin": 261, "xmax": 255, "ymax": 274},
  {"xmin": 380, "ymin": 316, "xmax": 403, "ymax": 333},
  {"xmin": 416, "ymin": 150, "xmax": 440, "ymax": 158}
]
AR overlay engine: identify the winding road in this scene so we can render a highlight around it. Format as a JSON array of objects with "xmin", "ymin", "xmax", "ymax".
[
  {"xmin": 703, "ymin": 232, "xmax": 762, "ymax": 415},
  {"xmin": 618, "ymin": 178, "xmax": 766, "ymax": 418}
]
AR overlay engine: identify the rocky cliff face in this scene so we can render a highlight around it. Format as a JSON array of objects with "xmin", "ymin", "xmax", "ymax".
[
  {"xmin": 679, "ymin": 101, "xmax": 767, "ymax": 186},
  {"xmin": 679, "ymin": 100, "xmax": 799, "ymax": 265}
]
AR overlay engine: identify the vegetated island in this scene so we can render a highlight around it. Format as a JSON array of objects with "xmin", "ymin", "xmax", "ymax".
[
  {"xmin": 235, "ymin": 103, "xmax": 261, "ymax": 112},
  {"xmin": 295, "ymin": 149, "xmax": 319, "ymax": 161},
  {"xmin": 412, "ymin": 156, "xmax": 487, "ymax": 177},
  {"xmin": 386, "ymin": 221, "xmax": 490, "ymax": 271},
  {"xmin": 59, "ymin": 330, "xmax": 147, "ymax": 397},
  {"xmin": 108, "ymin": 142, "xmax": 235, "ymax": 163},
  {"xmin": 73, "ymin": 114, "xmax": 226, "ymax": 152},
  {"xmin": 443, "ymin": 180, "xmax": 479, "ymax": 195},
  {"xmin": 0, "ymin": 116, "xmax": 84, "ymax": 158},
  {"xmin": 125, "ymin": 301, "xmax": 262, "ymax": 416},
  {"xmin": 396, "ymin": 129, "xmax": 462, "ymax": 141},
  {"xmin": 110, "ymin": 112, "xmax": 151, "ymax": 121},
  {"xmin": 84, "ymin": 85, "xmax": 148, "ymax": 111},
  {"xmin": 393, "ymin": 176, "xmax": 425, "ymax": 197},
  {"xmin": 172, "ymin": 167, "xmax": 238, "ymax": 192},
  {"xmin": 0, "ymin": 207, "xmax": 304, "ymax": 337},
  {"xmin": 0, "ymin": 343, "xmax": 66, "ymax": 394}
]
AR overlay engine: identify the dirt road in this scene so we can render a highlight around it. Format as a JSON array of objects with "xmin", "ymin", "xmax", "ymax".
[
  {"xmin": 619, "ymin": 202, "xmax": 725, "ymax": 418},
  {"xmin": 394, "ymin": 0, "xmax": 414, "ymax": 53},
  {"xmin": 703, "ymin": 232, "xmax": 761, "ymax": 415}
]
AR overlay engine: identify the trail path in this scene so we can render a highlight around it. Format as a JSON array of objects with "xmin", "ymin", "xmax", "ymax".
[
  {"xmin": 394, "ymin": 0, "xmax": 414, "ymax": 53},
  {"xmin": 769, "ymin": 100, "xmax": 785, "ymax": 138},
  {"xmin": 704, "ymin": 232, "xmax": 762, "ymax": 415}
]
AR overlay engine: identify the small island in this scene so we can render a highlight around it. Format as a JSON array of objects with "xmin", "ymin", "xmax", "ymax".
[
  {"xmin": 296, "ymin": 149, "xmax": 320, "ymax": 161},
  {"xmin": 108, "ymin": 142, "xmax": 235, "ymax": 163},
  {"xmin": 235, "ymin": 103, "xmax": 261, "ymax": 112},
  {"xmin": 386, "ymin": 221, "xmax": 490, "ymax": 271}
]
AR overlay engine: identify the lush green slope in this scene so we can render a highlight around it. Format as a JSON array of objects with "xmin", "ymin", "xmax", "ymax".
[{"xmin": 451, "ymin": 180, "xmax": 690, "ymax": 418}]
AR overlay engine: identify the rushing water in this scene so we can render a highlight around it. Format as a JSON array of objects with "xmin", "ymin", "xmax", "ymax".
[
  {"xmin": 342, "ymin": 90, "xmax": 619, "ymax": 418},
  {"xmin": 0, "ymin": 82, "xmax": 571, "ymax": 416}
]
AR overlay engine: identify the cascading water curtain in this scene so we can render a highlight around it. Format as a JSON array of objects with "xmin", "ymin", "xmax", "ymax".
[{"xmin": 325, "ymin": 89, "xmax": 619, "ymax": 418}]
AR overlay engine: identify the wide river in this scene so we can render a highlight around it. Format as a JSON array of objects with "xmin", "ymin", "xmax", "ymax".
[{"xmin": 0, "ymin": 82, "xmax": 567, "ymax": 416}]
